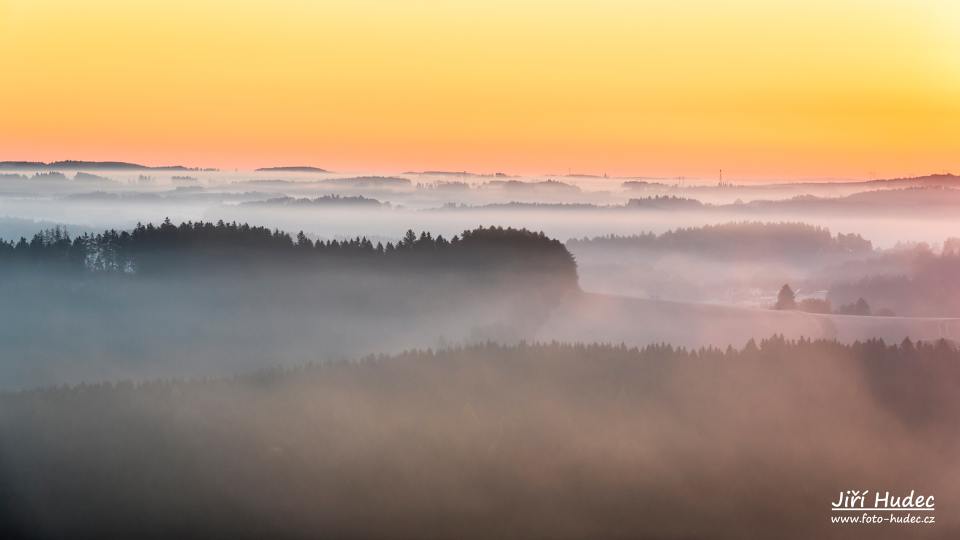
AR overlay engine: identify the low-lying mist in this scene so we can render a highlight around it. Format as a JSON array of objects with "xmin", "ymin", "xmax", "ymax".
[
  {"xmin": 4, "ymin": 168, "xmax": 960, "ymax": 251},
  {"xmin": 5, "ymin": 218, "xmax": 960, "ymax": 390},
  {"xmin": 0, "ymin": 222, "xmax": 576, "ymax": 390},
  {"xmin": 2, "ymin": 167, "xmax": 959, "ymax": 539},
  {"xmin": 1, "ymin": 339, "xmax": 956, "ymax": 539},
  {"xmin": 568, "ymin": 222, "xmax": 873, "ymax": 305}
]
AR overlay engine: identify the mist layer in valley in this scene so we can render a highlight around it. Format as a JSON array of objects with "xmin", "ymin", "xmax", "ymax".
[
  {"xmin": 0, "ymin": 221, "xmax": 576, "ymax": 390},
  {"xmin": 2, "ymin": 163, "xmax": 960, "ymax": 538},
  {"xmin": 2, "ymin": 165, "xmax": 960, "ymax": 249},
  {"xmin": 2, "ymin": 339, "xmax": 957, "ymax": 539},
  {"xmin": 6, "ymin": 168, "xmax": 960, "ymax": 387},
  {"xmin": 5, "ymin": 218, "xmax": 960, "ymax": 390},
  {"xmin": 4, "ymin": 163, "xmax": 960, "ymax": 315}
]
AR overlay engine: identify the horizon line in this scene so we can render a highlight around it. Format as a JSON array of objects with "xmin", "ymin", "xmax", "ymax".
[{"xmin": 1, "ymin": 158, "xmax": 956, "ymax": 185}]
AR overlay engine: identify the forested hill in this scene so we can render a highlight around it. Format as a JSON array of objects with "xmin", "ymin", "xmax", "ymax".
[
  {"xmin": 1, "ymin": 338, "xmax": 957, "ymax": 539},
  {"xmin": 0, "ymin": 220, "xmax": 578, "ymax": 284},
  {"xmin": 0, "ymin": 223, "xmax": 579, "ymax": 390},
  {"xmin": 568, "ymin": 222, "xmax": 872, "ymax": 261},
  {"xmin": 0, "ymin": 160, "xmax": 194, "ymax": 171}
]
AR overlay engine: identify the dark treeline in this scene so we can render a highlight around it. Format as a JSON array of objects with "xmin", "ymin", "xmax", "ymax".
[
  {"xmin": 1, "ymin": 337, "xmax": 957, "ymax": 539},
  {"xmin": 625, "ymin": 195, "xmax": 704, "ymax": 209},
  {"xmin": 568, "ymin": 221, "xmax": 872, "ymax": 261},
  {"xmin": 484, "ymin": 179, "xmax": 580, "ymax": 192},
  {"xmin": 0, "ymin": 221, "xmax": 578, "ymax": 389},
  {"xmin": 243, "ymin": 195, "xmax": 386, "ymax": 208},
  {"xmin": 0, "ymin": 219, "xmax": 577, "ymax": 283}
]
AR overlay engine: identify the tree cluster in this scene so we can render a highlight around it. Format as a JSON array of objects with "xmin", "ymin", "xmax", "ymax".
[
  {"xmin": 774, "ymin": 284, "xmax": 883, "ymax": 316},
  {"xmin": 0, "ymin": 220, "xmax": 578, "ymax": 285}
]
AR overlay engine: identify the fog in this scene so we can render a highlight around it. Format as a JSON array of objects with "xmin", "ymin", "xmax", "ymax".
[
  {"xmin": 2, "ymin": 341, "xmax": 957, "ymax": 539},
  {"xmin": 0, "ymin": 270, "xmax": 541, "ymax": 389},
  {"xmin": 0, "ymin": 222, "xmax": 576, "ymax": 390},
  {"xmin": 4, "ymin": 167, "xmax": 960, "ymax": 388},
  {"xmin": 2, "ymin": 168, "xmax": 960, "ymax": 249},
  {"xmin": 2, "ymin": 165, "xmax": 960, "ymax": 538}
]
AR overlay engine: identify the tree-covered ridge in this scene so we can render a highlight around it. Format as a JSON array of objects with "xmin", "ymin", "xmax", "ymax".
[
  {"xmin": 568, "ymin": 221, "xmax": 872, "ymax": 259},
  {"xmin": 0, "ymin": 220, "xmax": 578, "ymax": 282},
  {"xmin": 1, "ymin": 337, "xmax": 957, "ymax": 539},
  {"xmin": 243, "ymin": 195, "xmax": 385, "ymax": 207},
  {"xmin": 625, "ymin": 195, "xmax": 704, "ymax": 209},
  {"xmin": 8, "ymin": 336, "xmax": 957, "ymax": 395}
]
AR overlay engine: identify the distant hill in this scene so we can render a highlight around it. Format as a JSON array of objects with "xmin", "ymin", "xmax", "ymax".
[
  {"xmin": 428, "ymin": 186, "xmax": 960, "ymax": 216},
  {"xmin": 621, "ymin": 173, "xmax": 959, "ymax": 192},
  {"xmin": 864, "ymin": 173, "xmax": 959, "ymax": 188},
  {"xmin": 482, "ymin": 179, "xmax": 580, "ymax": 192},
  {"xmin": 244, "ymin": 195, "xmax": 385, "ymax": 208},
  {"xmin": 622, "ymin": 180, "xmax": 670, "ymax": 189},
  {"xmin": 405, "ymin": 170, "xmax": 512, "ymax": 178},
  {"xmin": 73, "ymin": 172, "xmax": 117, "ymax": 184},
  {"xmin": 405, "ymin": 170, "xmax": 478, "ymax": 176},
  {"xmin": 255, "ymin": 166, "xmax": 329, "ymax": 173},
  {"xmin": 568, "ymin": 222, "xmax": 872, "ymax": 261},
  {"xmin": 734, "ymin": 186, "xmax": 960, "ymax": 214},
  {"xmin": 627, "ymin": 195, "xmax": 703, "ymax": 209},
  {"xmin": 0, "ymin": 160, "xmax": 195, "ymax": 171},
  {"xmin": 433, "ymin": 202, "xmax": 601, "ymax": 212}
]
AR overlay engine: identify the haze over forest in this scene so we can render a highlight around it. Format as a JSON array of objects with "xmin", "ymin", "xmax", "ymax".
[
  {"xmin": 3, "ymin": 0, "xmax": 958, "ymax": 536},
  {"xmin": 3, "ymin": 162, "xmax": 960, "ymax": 372},
  {"xmin": 1, "ymin": 159, "xmax": 959, "ymax": 539}
]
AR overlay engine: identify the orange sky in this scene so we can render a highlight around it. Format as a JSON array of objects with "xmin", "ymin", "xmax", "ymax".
[{"xmin": 0, "ymin": 0, "xmax": 957, "ymax": 179}]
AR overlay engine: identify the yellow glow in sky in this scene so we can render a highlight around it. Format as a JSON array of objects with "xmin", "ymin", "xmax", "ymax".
[{"xmin": 0, "ymin": 0, "xmax": 957, "ymax": 179}]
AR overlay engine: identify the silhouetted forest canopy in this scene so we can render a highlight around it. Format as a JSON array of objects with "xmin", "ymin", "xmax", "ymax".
[
  {"xmin": 1, "ymin": 338, "xmax": 957, "ymax": 539},
  {"xmin": 0, "ymin": 220, "xmax": 577, "ymax": 283},
  {"xmin": 0, "ymin": 222, "xmax": 579, "ymax": 389},
  {"xmin": 255, "ymin": 166, "xmax": 329, "ymax": 173},
  {"xmin": 625, "ymin": 195, "xmax": 704, "ymax": 209},
  {"xmin": 437, "ymin": 202, "xmax": 600, "ymax": 211},
  {"xmin": 244, "ymin": 195, "xmax": 385, "ymax": 208},
  {"xmin": 484, "ymin": 179, "xmax": 580, "ymax": 192},
  {"xmin": 568, "ymin": 222, "xmax": 872, "ymax": 261}
]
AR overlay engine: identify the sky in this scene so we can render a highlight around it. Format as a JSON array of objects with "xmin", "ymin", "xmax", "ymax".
[{"xmin": 0, "ymin": 0, "xmax": 957, "ymax": 180}]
